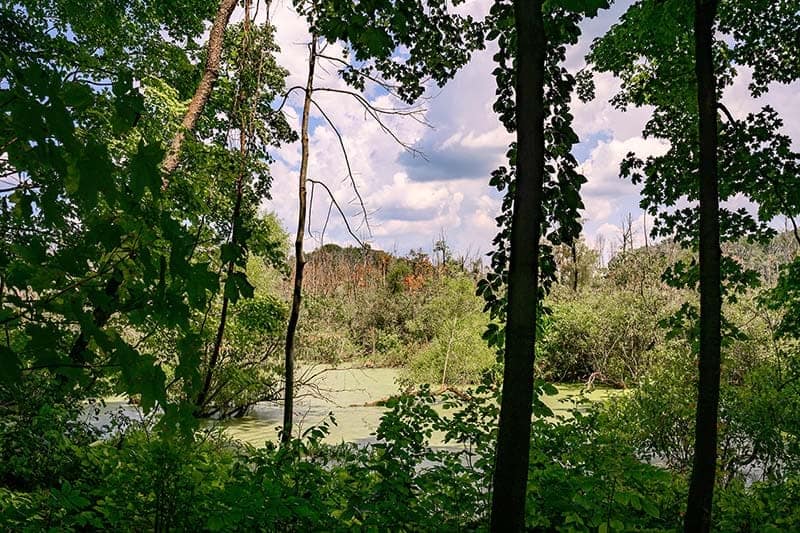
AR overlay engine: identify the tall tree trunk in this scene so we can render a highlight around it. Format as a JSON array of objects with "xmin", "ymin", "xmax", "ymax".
[
  {"xmin": 162, "ymin": 0, "xmax": 239, "ymax": 178},
  {"xmin": 490, "ymin": 1, "xmax": 546, "ymax": 530},
  {"xmin": 282, "ymin": 36, "xmax": 317, "ymax": 443},
  {"xmin": 685, "ymin": 1, "xmax": 721, "ymax": 531},
  {"xmin": 194, "ymin": 0, "xmax": 252, "ymax": 416}
]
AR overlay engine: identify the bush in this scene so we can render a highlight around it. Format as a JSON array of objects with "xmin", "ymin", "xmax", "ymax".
[
  {"xmin": 537, "ymin": 289, "xmax": 669, "ymax": 386},
  {"xmin": 405, "ymin": 277, "xmax": 496, "ymax": 386},
  {"xmin": 603, "ymin": 344, "xmax": 800, "ymax": 485},
  {"xmin": 4, "ymin": 384, "xmax": 800, "ymax": 531}
]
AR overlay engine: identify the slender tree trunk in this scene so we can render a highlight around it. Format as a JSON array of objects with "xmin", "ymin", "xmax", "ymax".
[
  {"xmin": 441, "ymin": 317, "xmax": 458, "ymax": 389},
  {"xmin": 685, "ymin": 1, "xmax": 721, "ymax": 531},
  {"xmin": 571, "ymin": 242, "xmax": 579, "ymax": 292},
  {"xmin": 195, "ymin": 0, "xmax": 252, "ymax": 416},
  {"xmin": 194, "ymin": 113, "xmax": 247, "ymax": 417},
  {"xmin": 490, "ymin": 1, "xmax": 546, "ymax": 531},
  {"xmin": 162, "ymin": 0, "xmax": 238, "ymax": 178},
  {"xmin": 282, "ymin": 36, "xmax": 317, "ymax": 443}
]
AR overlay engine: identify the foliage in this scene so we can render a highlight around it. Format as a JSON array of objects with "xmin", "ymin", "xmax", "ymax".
[
  {"xmin": 296, "ymin": 245, "xmax": 494, "ymax": 377},
  {"xmin": 4, "ymin": 374, "xmax": 800, "ymax": 531},
  {"xmin": 525, "ymin": 409, "xmax": 685, "ymax": 532},
  {"xmin": 537, "ymin": 289, "xmax": 665, "ymax": 386},
  {"xmin": 478, "ymin": 0, "xmax": 602, "ymax": 354},
  {"xmin": 0, "ymin": 382, "xmax": 99, "ymax": 491},
  {"xmin": 603, "ymin": 337, "xmax": 800, "ymax": 485},
  {"xmin": 406, "ymin": 276, "xmax": 497, "ymax": 386},
  {"xmin": 0, "ymin": 0, "xmax": 295, "ymax": 430},
  {"xmin": 298, "ymin": 0, "xmax": 486, "ymax": 103}
]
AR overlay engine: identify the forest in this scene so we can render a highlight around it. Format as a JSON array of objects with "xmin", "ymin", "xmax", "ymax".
[{"xmin": 1, "ymin": 0, "xmax": 799, "ymax": 531}]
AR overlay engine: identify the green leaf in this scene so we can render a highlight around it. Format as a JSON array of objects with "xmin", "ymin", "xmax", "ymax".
[
  {"xmin": 0, "ymin": 346, "xmax": 21, "ymax": 384},
  {"xmin": 62, "ymin": 82, "xmax": 94, "ymax": 109},
  {"xmin": 642, "ymin": 498, "xmax": 659, "ymax": 518},
  {"xmin": 224, "ymin": 272, "xmax": 254, "ymax": 304},
  {"xmin": 130, "ymin": 141, "xmax": 164, "ymax": 198},
  {"xmin": 220, "ymin": 242, "xmax": 240, "ymax": 264}
]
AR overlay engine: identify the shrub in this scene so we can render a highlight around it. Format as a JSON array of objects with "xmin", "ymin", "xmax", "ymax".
[
  {"xmin": 405, "ymin": 276, "xmax": 496, "ymax": 386},
  {"xmin": 537, "ymin": 289, "xmax": 669, "ymax": 386}
]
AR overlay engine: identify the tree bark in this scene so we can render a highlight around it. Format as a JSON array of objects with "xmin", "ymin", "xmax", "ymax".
[
  {"xmin": 194, "ymin": 0, "xmax": 252, "ymax": 417},
  {"xmin": 490, "ymin": 1, "xmax": 546, "ymax": 531},
  {"xmin": 161, "ymin": 0, "xmax": 238, "ymax": 178},
  {"xmin": 684, "ymin": 1, "xmax": 722, "ymax": 531},
  {"xmin": 282, "ymin": 36, "xmax": 317, "ymax": 443}
]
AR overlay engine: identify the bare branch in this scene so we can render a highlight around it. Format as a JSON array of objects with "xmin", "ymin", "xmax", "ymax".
[
  {"xmin": 274, "ymin": 85, "xmax": 306, "ymax": 114},
  {"xmin": 320, "ymin": 200, "xmax": 334, "ymax": 246},
  {"xmin": 317, "ymin": 53, "xmax": 405, "ymax": 98},
  {"xmin": 307, "ymin": 178, "xmax": 366, "ymax": 248},
  {"xmin": 308, "ymin": 98, "xmax": 372, "ymax": 235},
  {"xmin": 307, "ymin": 179, "xmax": 317, "ymax": 239},
  {"xmin": 313, "ymin": 87, "xmax": 429, "ymax": 158}
]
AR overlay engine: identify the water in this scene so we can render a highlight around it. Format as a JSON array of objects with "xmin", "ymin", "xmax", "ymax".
[
  {"xmin": 218, "ymin": 367, "xmax": 618, "ymax": 447},
  {"xmin": 87, "ymin": 367, "xmax": 618, "ymax": 448},
  {"xmin": 220, "ymin": 366, "xmax": 402, "ymax": 447}
]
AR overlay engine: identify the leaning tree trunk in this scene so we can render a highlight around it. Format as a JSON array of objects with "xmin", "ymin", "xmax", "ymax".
[
  {"xmin": 490, "ymin": 1, "xmax": 546, "ymax": 531},
  {"xmin": 282, "ymin": 36, "xmax": 317, "ymax": 443},
  {"xmin": 685, "ymin": 0, "xmax": 722, "ymax": 531},
  {"xmin": 162, "ymin": 0, "xmax": 239, "ymax": 178},
  {"xmin": 195, "ymin": 0, "xmax": 253, "ymax": 417},
  {"xmin": 65, "ymin": 0, "xmax": 238, "ymax": 380}
]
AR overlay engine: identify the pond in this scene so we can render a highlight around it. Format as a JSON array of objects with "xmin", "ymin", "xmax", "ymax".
[{"xmin": 88, "ymin": 367, "xmax": 619, "ymax": 448}]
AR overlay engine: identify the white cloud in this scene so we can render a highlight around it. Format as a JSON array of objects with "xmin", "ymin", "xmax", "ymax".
[
  {"xmin": 578, "ymin": 137, "xmax": 669, "ymax": 229},
  {"xmin": 259, "ymin": 0, "xmax": 799, "ymax": 259}
]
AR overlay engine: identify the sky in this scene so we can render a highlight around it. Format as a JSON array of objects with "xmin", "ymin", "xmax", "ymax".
[{"xmin": 257, "ymin": 0, "xmax": 800, "ymax": 260}]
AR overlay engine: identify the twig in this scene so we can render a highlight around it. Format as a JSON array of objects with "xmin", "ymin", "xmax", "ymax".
[
  {"xmin": 308, "ymin": 98, "xmax": 372, "ymax": 235},
  {"xmin": 274, "ymin": 85, "xmax": 306, "ymax": 113},
  {"xmin": 307, "ymin": 179, "xmax": 366, "ymax": 248}
]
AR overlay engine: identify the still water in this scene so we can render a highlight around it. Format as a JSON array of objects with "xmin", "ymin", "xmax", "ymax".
[{"xmin": 89, "ymin": 367, "xmax": 616, "ymax": 448}]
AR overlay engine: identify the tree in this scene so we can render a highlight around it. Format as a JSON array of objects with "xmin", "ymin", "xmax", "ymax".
[
  {"xmin": 489, "ymin": 1, "xmax": 547, "ymax": 529},
  {"xmin": 192, "ymin": 5, "xmax": 295, "ymax": 418},
  {"xmin": 279, "ymin": 0, "xmax": 485, "ymax": 441},
  {"xmin": 0, "ymin": 0, "xmax": 223, "ymax": 414},
  {"xmin": 282, "ymin": 33, "xmax": 317, "ymax": 443},
  {"xmin": 588, "ymin": 0, "xmax": 800, "ymax": 527},
  {"xmin": 479, "ymin": 1, "xmax": 606, "ymax": 529},
  {"xmin": 0, "ymin": 0, "xmax": 292, "ymax": 431},
  {"xmin": 685, "ymin": 3, "xmax": 722, "ymax": 529}
]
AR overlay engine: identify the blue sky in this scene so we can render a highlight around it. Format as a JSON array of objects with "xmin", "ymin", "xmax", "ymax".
[{"xmin": 261, "ymin": 0, "xmax": 800, "ymax": 260}]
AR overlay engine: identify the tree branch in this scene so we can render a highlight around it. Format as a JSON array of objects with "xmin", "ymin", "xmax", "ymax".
[
  {"xmin": 313, "ymin": 87, "xmax": 430, "ymax": 156},
  {"xmin": 308, "ymin": 98, "xmax": 372, "ymax": 235},
  {"xmin": 307, "ymin": 178, "xmax": 366, "ymax": 248},
  {"xmin": 161, "ymin": 0, "xmax": 239, "ymax": 180}
]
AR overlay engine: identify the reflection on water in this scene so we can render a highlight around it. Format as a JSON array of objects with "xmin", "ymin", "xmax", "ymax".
[{"xmin": 87, "ymin": 367, "xmax": 619, "ymax": 448}]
